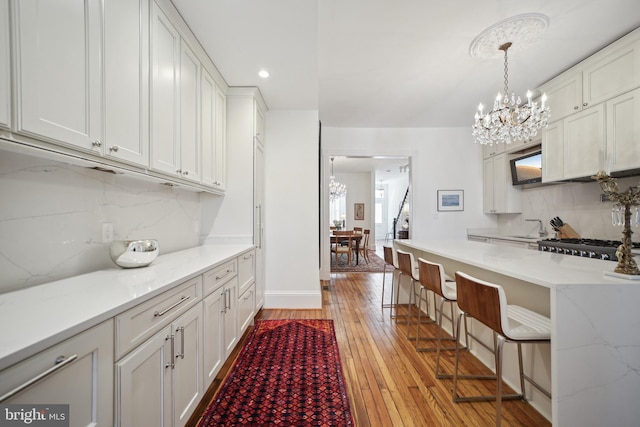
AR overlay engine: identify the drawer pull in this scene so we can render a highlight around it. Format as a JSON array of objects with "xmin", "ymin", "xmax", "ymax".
[
  {"xmin": 154, "ymin": 295, "xmax": 190, "ymax": 317},
  {"xmin": 0, "ymin": 354, "xmax": 78, "ymax": 402},
  {"xmin": 243, "ymin": 254, "xmax": 253, "ymax": 260},
  {"xmin": 215, "ymin": 269, "xmax": 233, "ymax": 281}
]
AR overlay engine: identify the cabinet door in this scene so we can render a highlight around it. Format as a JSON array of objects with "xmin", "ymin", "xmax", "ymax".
[
  {"xmin": 238, "ymin": 284, "xmax": 256, "ymax": 335},
  {"xmin": 15, "ymin": 0, "xmax": 102, "ymax": 150},
  {"xmin": 223, "ymin": 283, "xmax": 238, "ymax": 357},
  {"xmin": 116, "ymin": 325, "xmax": 172, "ymax": 427},
  {"xmin": 151, "ymin": 2, "xmax": 180, "ymax": 176},
  {"xmin": 179, "ymin": 40, "xmax": 201, "ymax": 182},
  {"xmin": 238, "ymin": 250, "xmax": 256, "ymax": 296},
  {"xmin": 482, "ymin": 157, "xmax": 495, "ymax": 213},
  {"xmin": 564, "ymin": 103, "xmax": 605, "ymax": 180},
  {"xmin": 255, "ymin": 141, "xmax": 265, "ymax": 309},
  {"xmin": 215, "ymin": 85, "xmax": 227, "ymax": 190},
  {"xmin": 254, "ymin": 100, "xmax": 265, "ymax": 144},
  {"xmin": 542, "ymin": 121, "xmax": 564, "ymax": 182},
  {"xmin": 172, "ymin": 304, "xmax": 203, "ymax": 427},
  {"xmin": 607, "ymin": 88, "xmax": 640, "ymax": 173},
  {"xmin": 201, "ymin": 68, "xmax": 216, "ymax": 187},
  {"xmin": 583, "ymin": 38, "xmax": 640, "ymax": 107},
  {"xmin": 492, "ymin": 153, "xmax": 508, "ymax": 212},
  {"xmin": 103, "ymin": 0, "xmax": 149, "ymax": 166},
  {"xmin": 539, "ymin": 72, "xmax": 582, "ymax": 122},
  {"xmin": 0, "ymin": 321, "xmax": 114, "ymax": 427},
  {"xmin": 0, "ymin": 0, "xmax": 9, "ymax": 130},
  {"xmin": 202, "ymin": 288, "xmax": 224, "ymax": 386}
]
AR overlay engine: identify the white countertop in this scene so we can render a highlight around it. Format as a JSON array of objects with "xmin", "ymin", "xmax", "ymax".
[
  {"xmin": 0, "ymin": 244, "xmax": 253, "ymax": 371},
  {"xmin": 466, "ymin": 230, "xmax": 542, "ymax": 243},
  {"xmin": 397, "ymin": 239, "xmax": 634, "ymax": 288}
]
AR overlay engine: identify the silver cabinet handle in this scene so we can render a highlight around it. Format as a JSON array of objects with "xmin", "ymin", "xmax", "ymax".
[
  {"xmin": 574, "ymin": 106, "xmax": 579, "ymax": 110},
  {"xmin": 176, "ymin": 326, "xmax": 185, "ymax": 360},
  {"xmin": 183, "ymin": 170, "xmax": 189, "ymax": 176},
  {"xmin": 215, "ymin": 269, "xmax": 233, "ymax": 281},
  {"xmin": 583, "ymin": 102, "xmax": 588, "ymax": 107},
  {"xmin": 166, "ymin": 334, "xmax": 175, "ymax": 369},
  {"xmin": 0, "ymin": 354, "xmax": 78, "ymax": 403},
  {"xmin": 109, "ymin": 145, "xmax": 119, "ymax": 152},
  {"xmin": 243, "ymin": 254, "xmax": 253, "ymax": 260},
  {"xmin": 92, "ymin": 140, "xmax": 102, "ymax": 148},
  {"xmin": 154, "ymin": 295, "xmax": 190, "ymax": 317},
  {"xmin": 226, "ymin": 289, "xmax": 231, "ymax": 311}
]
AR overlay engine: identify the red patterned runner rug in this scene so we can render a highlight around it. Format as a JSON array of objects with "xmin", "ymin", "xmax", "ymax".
[{"xmin": 198, "ymin": 319, "xmax": 354, "ymax": 426}]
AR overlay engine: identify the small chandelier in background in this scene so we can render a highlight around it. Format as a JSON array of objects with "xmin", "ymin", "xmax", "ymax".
[
  {"xmin": 469, "ymin": 13, "xmax": 551, "ymax": 146},
  {"xmin": 329, "ymin": 157, "xmax": 347, "ymax": 201}
]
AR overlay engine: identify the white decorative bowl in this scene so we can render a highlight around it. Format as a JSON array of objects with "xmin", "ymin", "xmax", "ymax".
[{"xmin": 109, "ymin": 239, "xmax": 159, "ymax": 268}]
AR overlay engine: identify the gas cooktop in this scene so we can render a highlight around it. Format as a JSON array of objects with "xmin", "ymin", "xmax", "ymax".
[{"xmin": 537, "ymin": 238, "xmax": 640, "ymax": 261}]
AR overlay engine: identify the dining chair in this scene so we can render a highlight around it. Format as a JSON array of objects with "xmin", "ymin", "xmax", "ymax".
[
  {"xmin": 331, "ymin": 231, "xmax": 353, "ymax": 266},
  {"xmin": 353, "ymin": 229, "xmax": 370, "ymax": 263}
]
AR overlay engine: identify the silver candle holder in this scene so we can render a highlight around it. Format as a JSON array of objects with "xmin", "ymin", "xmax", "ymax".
[{"xmin": 592, "ymin": 171, "xmax": 640, "ymax": 276}]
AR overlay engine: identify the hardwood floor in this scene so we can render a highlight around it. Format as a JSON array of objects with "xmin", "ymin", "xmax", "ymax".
[{"xmin": 190, "ymin": 271, "xmax": 551, "ymax": 427}]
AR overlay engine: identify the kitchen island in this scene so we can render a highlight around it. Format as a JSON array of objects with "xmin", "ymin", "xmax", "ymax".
[{"xmin": 395, "ymin": 239, "xmax": 640, "ymax": 427}]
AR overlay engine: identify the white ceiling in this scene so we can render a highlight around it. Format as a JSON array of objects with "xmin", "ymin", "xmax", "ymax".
[{"xmin": 172, "ymin": 0, "xmax": 640, "ymax": 129}]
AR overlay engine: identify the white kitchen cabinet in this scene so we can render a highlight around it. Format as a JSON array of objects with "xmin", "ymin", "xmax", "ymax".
[
  {"xmin": 0, "ymin": 0, "xmax": 9, "ymax": 130},
  {"xmin": 14, "ymin": 0, "xmax": 102, "ymax": 149},
  {"xmin": 483, "ymin": 153, "xmax": 521, "ymax": 214},
  {"xmin": 255, "ymin": 100, "xmax": 265, "ymax": 144},
  {"xmin": 542, "ymin": 121, "xmax": 564, "ymax": 182},
  {"xmin": 238, "ymin": 284, "xmax": 256, "ymax": 335},
  {"xmin": 0, "ymin": 320, "xmax": 114, "ymax": 427},
  {"xmin": 202, "ymin": 285, "xmax": 224, "ymax": 386},
  {"xmin": 116, "ymin": 303, "xmax": 203, "ymax": 427},
  {"xmin": 606, "ymin": 88, "xmax": 640, "ymax": 173},
  {"xmin": 564, "ymin": 103, "xmax": 605, "ymax": 180},
  {"xmin": 103, "ymin": 0, "xmax": 150, "ymax": 167},
  {"xmin": 178, "ymin": 39, "xmax": 201, "ymax": 183},
  {"xmin": 482, "ymin": 142, "xmax": 505, "ymax": 159},
  {"xmin": 151, "ymin": 2, "xmax": 181, "ymax": 177},
  {"xmin": 238, "ymin": 249, "xmax": 256, "ymax": 296},
  {"xmin": 222, "ymin": 280, "xmax": 238, "ymax": 357},
  {"xmin": 538, "ymin": 72, "xmax": 583, "ymax": 123},
  {"xmin": 214, "ymin": 85, "xmax": 228, "ymax": 190},
  {"xmin": 255, "ymin": 137, "xmax": 265, "ymax": 310}
]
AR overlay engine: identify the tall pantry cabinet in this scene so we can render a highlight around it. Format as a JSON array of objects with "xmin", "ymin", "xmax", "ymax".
[{"xmin": 224, "ymin": 87, "xmax": 267, "ymax": 311}]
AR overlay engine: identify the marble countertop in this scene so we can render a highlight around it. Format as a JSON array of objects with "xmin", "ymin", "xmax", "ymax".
[
  {"xmin": 466, "ymin": 230, "xmax": 542, "ymax": 243},
  {"xmin": 396, "ymin": 239, "xmax": 634, "ymax": 289},
  {"xmin": 0, "ymin": 244, "xmax": 253, "ymax": 371}
]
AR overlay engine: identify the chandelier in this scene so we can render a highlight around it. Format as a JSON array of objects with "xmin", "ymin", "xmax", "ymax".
[
  {"xmin": 329, "ymin": 157, "xmax": 346, "ymax": 201},
  {"xmin": 472, "ymin": 41, "xmax": 549, "ymax": 145}
]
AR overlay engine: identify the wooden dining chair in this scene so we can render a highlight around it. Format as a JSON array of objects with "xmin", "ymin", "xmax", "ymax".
[
  {"xmin": 353, "ymin": 229, "xmax": 370, "ymax": 263},
  {"xmin": 331, "ymin": 231, "xmax": 353, "ymax": 266},
  {"xmin": 353, "ymin": 227, "xmax": 363, "ymax": 234}
]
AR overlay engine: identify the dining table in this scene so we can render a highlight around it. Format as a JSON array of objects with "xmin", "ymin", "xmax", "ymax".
[{"xmin": 330, "ymin": 232, "xmax": 364, "ymax": 265}]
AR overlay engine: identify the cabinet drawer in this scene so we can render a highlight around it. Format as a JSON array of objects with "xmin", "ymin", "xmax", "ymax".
[
  {"xmin": 115, "ymin": 276, "xmax": 201, "ymax": 359},
  {"xmin": 0, "ymin": 320, "xmax": 114, "ymax": 426},
  {"xmin": 203, "ymin": 259, "xmax": 237, "ymax": 296},
  {"xmin": 238, "ymin": 250, "xmax": 256, "ymax": 296}
]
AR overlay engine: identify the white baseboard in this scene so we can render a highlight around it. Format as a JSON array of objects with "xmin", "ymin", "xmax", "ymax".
[{"xmin": 263, "ymin": 290, "xmax": 322, "ymax": 309}]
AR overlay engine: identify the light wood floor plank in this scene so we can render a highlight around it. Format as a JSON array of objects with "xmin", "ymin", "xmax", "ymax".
[{"xmin": 189, "ymin": 271, "xmax": 551, "ymax": 427}]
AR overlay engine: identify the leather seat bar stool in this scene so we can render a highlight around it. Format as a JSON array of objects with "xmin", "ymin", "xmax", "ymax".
[
  {"xmin": 452, "ymin": 271, "xmax": 551, "ymax": 427},
  {"xmin": 396, "ymin": 250, "xmax": 433, "ymax": 337},
  {"xmin": 381, "ymin": 246, "xmax": 396, "ymax": 309},
  {"xmin": 416, "ymin": 258, "xmax": 470, "ymax": 371}
]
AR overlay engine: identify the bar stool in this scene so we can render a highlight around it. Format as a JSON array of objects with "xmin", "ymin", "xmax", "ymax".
[
  {"xmin": 416, "ymin": 258, "xmax": 469, "ymax": 374},
  {"xmin": 396, "ymin": 250, "xmax": 433, "ymax": 336},
  {"xmin": 452, "ymin": 271, "xmax": 551, "ymax": 427},
  {"xmin": 381, "ymin": 246, "xmax": 397, "ymax": 309}
]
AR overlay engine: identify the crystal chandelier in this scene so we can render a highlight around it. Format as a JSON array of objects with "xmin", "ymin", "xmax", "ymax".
[
  {"xmin": 329, "ymin": 157, "xmax": 346, "ymax": 201},
  {"xmin": 472, "ymin": 42, "xmax": 550, "ymax": 145}
]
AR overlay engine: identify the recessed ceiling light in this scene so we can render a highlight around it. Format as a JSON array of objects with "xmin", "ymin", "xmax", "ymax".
[{"xmin": 258, "ymin": 69, "xmax": 270, "ymax": 78}]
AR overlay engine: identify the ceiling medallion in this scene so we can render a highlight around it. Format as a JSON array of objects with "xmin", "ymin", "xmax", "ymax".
[{"xmin": 470, "ymin": 14, "xmax": 550, "ymax": 145}]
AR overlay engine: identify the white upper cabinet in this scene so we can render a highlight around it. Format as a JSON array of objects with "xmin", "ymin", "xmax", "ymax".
[
  {"xmin": 151, "ymin": 2, "xmax": 181, "ymax": 177},
  {"xmin": 606, "ymin": 88, "xmax": 640, "ymax": 173},
  {"xmin": 0, "ymin": 0, "xmax": 9, "ymax": 130},
  {"xmin": 563, "ymin": 103, "xmax": 605, "ymax": 180},
  {"xmin": 103, "ymin": 0, "xmax": 150, "ymax": 167},
  {"xmin": 14, "ymin": 0, "xmax": 102, "ymax": 149},
  {"xmin": 539, "ymin": 72, "xmax": 583, "ymax": 123},
  {"xmin": 178, "ymin": 40, "xmax": 201, "ymax": 183},
  {"xmin": 254, "ymin": 100, "xmax": 265, "ymax": 145},
  {"xmin": 201, "ymin": 68, "xmax": 216, "ymax": 187},
  {"xmin": 214, "ymin": 85, "xmax": 227, "ymax": 190}
]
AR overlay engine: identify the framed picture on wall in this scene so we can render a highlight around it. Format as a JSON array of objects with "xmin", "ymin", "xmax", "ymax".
[
  {"xmin": 437, "ymin": 190, "xmax": 464, "ymax": 211},
  {"xmin": 354, "ymin": 203, "xmax": 365, "ymax": 220}
]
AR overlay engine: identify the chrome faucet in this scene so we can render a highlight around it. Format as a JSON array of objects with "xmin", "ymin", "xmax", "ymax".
[{"xmin": 526, "ymin": 219, "xmax": 548, "ymax": 237}]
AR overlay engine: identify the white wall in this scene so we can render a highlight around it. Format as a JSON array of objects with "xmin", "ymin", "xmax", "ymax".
[
  {"xmin": 0, "ymin": 150, "xmax": 202, "ymax": 293},
  {"xmin": 323, "ymin": 127, "xmax": 496, "ymax": 241},
  {"xmin": 263, "ymin": 110, "xmax": 321, "ymax": 308}
]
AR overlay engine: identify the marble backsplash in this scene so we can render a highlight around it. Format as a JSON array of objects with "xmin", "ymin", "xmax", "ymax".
[
  {"xmin": 0, "ymin": 150, "xmax": 202, "ymax": 294},
  {"xmin": 498, "ymin": 175, "xmax": 640, "ymax": 240}
]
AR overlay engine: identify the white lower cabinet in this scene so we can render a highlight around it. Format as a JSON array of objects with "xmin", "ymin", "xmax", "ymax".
[
  {"xmin": 202, "ymin": 279, "xmax": 237, "ymax": 384},
  {"xmin": 238, "ymin": 283, "xmax": 256, "ymax": 335},
  {"xmin": 116, "ymin": 303, "xmax": 203, "ymax": 427},
  {"xmin": 0, "ymin": 320, "xmax": 114, "ymax": 427}
]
